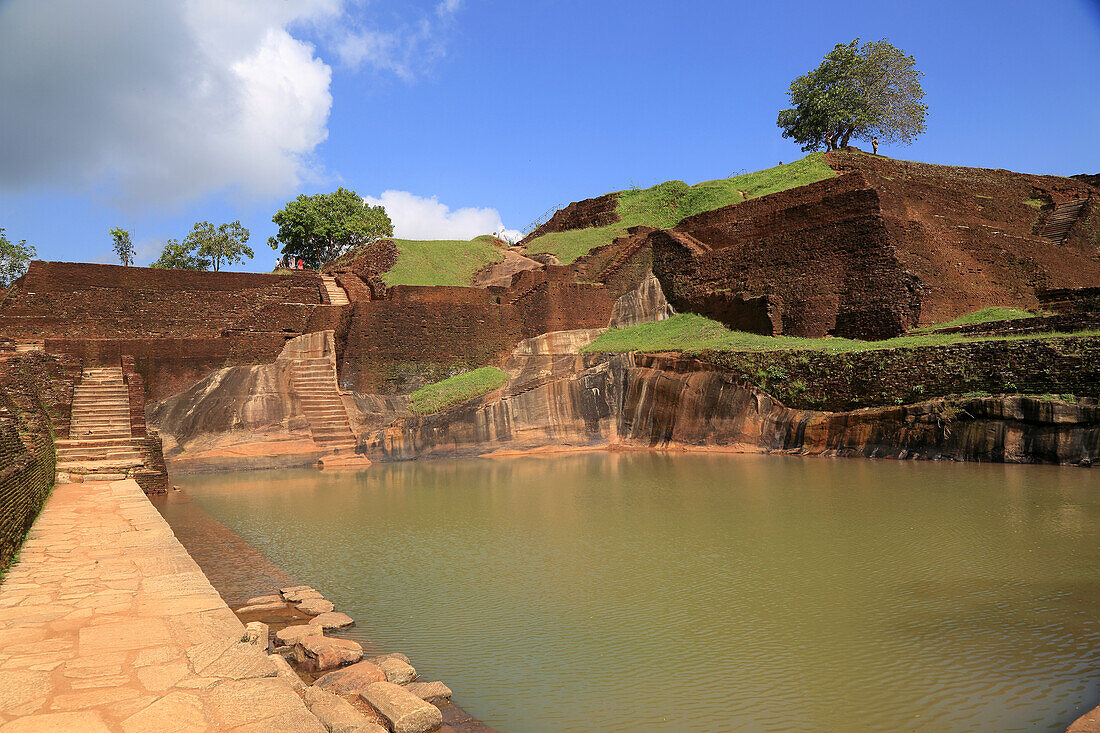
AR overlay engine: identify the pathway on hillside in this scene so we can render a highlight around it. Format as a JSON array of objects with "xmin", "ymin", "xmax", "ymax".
[
  {"xmin": 1041, "ymin": 199, "xmax": 1088, "ymax": 244},
  {"xmin": 291, "ymin": 358, "xmax": 358, "ymax": 452},
  {"xmin": 321, "ymin": 276, "xmax": 349, "ymax": 306},
  {"xmin": 55, "ymin": 365, "xmax": 144, "ymax": 477},
  {"xmin": 0, "ymin": 478, "xmax": 325, "ymax": 732}
]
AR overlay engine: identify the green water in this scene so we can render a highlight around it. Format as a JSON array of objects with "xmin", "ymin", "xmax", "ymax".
[{"xmin": 174, "ymin": 453, "xmax": 1100, "ymax": 732}]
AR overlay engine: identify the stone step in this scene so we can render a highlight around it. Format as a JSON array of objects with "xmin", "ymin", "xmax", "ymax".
[
  {"xmin": 56, "ymin": 457, "xmax": 144, "ymax": 473},
  {"xmin": 56, "ymin": 437, "xmax": 140, "ymax": 448},
  {"xmin": 57, "ymin": 449, "xmax": 144, "ymax": 462}
]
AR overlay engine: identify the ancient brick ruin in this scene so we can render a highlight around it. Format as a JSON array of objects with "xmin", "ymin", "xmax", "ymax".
[{"xmin": 651, "ymin": 152, "xmax": 1099, "ymax": 339}]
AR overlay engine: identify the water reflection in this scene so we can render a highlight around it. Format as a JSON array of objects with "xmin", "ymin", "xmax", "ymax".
[{"xmin": 175, "ymin": 454, "xmax": 1100, "ymax": 732}]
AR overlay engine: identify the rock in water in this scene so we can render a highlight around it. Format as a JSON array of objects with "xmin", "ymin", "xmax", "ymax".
[
  {"xmin": 245, "ymin": 594, "xmax": 283, "ymax": 605},
  {"xmin": 283, "ymin": 587, "xmax": 324, "ymax": 603},
  {"xmin": 360, "ymin": 681, "xmax": 443, "ymax": 733},
  {"xmin": 294, "ymin": 635, "xmax": 364, "ymax": 673},
  {"xmin": 314, "ymin": 661, "xmax": 387, "ymax": 695},
  {"xmin": 275, "ymin": 623, "xmax": 322, "ymax": 648},
  {"xmin": 378, "ymin": 657, "xmax": 417, "ymax": 684},
  {"xmin": 404, "ymin": 681, "xmax": 452, "ymax": 703},
  {"xmin": 297, "ymin": 598, "xmax": 335, "ymax": 616},
  {"xmin": 311, "ymin": 611, "xmax": 355, "ymax": 630}
]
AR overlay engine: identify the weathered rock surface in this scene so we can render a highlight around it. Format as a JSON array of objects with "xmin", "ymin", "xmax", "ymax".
[
  {"xmin": 314, "ymin": 661, "xmax": 387, "ymax": 695},
  {"xmin": 312, "ymin": 612, "xmax": 356, "ymax": 630},
  {"xmin": 297, "ymin": 598, "xmax": 335, "ymax": 616},
  {"xmin": 275, "ymin": 623, "xmax": 323, "ymax": 648},
  {"xmin": 236, "ymin": 600, "xmax": 287, "ymax": 614},
  {"xmin": 283, "ymin": 587, "xmax": 323, "ymax": 602},
  {"xmin": 367, "ymin": 653, "xmax": 412, "ymax": 667},
  {"xmin": 404, "ymin": 681, "xmax": 452, "ymax": 703},
  {"xmin": 246, "ymin": 594, "xmax": 284, "ymax": 605},
  {"xmin": 242, "ymin": 621, "xmax": 269, "ymax": 649},
  {"xmin": 304, "ymin": 685, "xmax": 388, "ymax": 733},
  {"xmin": 608, "ymin": 272, "xmax": 675, "ymax": 328},
  {"xmin": 378, "ymin": 657, "xmax": 417, "ymax": 684},
  {"xmin": 269, "ymin": 653, "xmax": 306, "ymax": 691},
  {"xmin": 294, "ymin": 635, "xmax": 364, "ymax": 673},
  {"xmin": 360, "ymin": 681, "xmax": 443, "ymax": 733},
  {"xmin": 362, "ymin": 348, "xmax": 1100, "ymax": 467}
]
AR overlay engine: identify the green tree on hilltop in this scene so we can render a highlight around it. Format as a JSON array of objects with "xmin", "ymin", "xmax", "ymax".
[
  {"xmin": 150, "ymin": 238, "xmax": 212, "ymax": 270},
  {"xmin": 269, "ymin": 188, "xmax": 393, "ymax": 269},
  {"xmin": 0, "ymin": 228, "xmax": 36, "ymax": 286},
  {"xmin": 183, "ymin": 220, "xmax": 251, "ymax": 272},
  {"xmin": 109, "ymin": 227, "xmax": 135, "ymax": 266},
  {"xmin": 777, "ymin": 38, "xmax": 927, "ymax": 152}
]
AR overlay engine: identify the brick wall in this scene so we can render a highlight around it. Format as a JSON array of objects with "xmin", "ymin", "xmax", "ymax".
[
  {"xmin": 652, "ymin": 154, "xmax": 1100, "ymax": 340},
  {"xmin": 3, "ymin": 261, "xmax": 324, "ymax": 340},
  {"xmin": 0, "ymin": 352, "xmax": 71, "ymax": 573},
  {"xmin": 652, "ymin": 175, "xmax": 920, "ymax": 339},
  {"xmin": 339, "ymin": 281, "xmax": 614, "ymax": 393}
]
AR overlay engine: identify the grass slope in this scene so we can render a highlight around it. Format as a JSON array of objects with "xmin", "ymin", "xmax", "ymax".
[
  {"xmin": 408, "ymin": 367, "xmax": 508, "ymax": 414},
  {"xmin": 525, "ymin": 153, "xmax": 836, "ymax": 264},
  {"xmin": 911, "ymin": 306, "xmax": 1034, "ymax": 333},
  {"xmin": 583, "ymin": 313, "xmax": 1095, "ymax": 356},
  {"xmin": 384, "ymin": 235, "xmax": 506, "ymax": 287}
]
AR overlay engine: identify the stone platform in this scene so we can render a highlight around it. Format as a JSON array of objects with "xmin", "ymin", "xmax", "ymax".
[{"xmin": 0, "ymin": 478, "xmax": 326, "ymax": 732}]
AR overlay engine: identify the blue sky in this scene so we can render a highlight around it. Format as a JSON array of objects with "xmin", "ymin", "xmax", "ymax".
[{"xmin": 1, "ymin": 0, "xmax": 1097, "ymax": 270}]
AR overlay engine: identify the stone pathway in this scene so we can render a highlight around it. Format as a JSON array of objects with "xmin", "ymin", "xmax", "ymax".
[{"xmin": 0, "ymin": 478, "xmax": 326, "ymax": 732}]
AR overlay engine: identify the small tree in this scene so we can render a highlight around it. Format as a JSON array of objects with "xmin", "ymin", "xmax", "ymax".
[
  {"xmin": 777, "ymin": 38, "xmax": 927, "ymax": 151},
  {"xmin": 110, "ymin": 227, "xmax": 135, "ymax": 266},
  {"xmin": 269, "ymin": 188, "xmax": 393, "ymax": 269},
  {"xmin": 183, "ymin": 221, "xmax": 252, "ymax": 272},
  {"xmin": 0, "ymin": 228, "xmax": 36, "ymax": 287},
  {"xmin": 149, "ymin": 238, "xmax": 211, "ymax": 270}
]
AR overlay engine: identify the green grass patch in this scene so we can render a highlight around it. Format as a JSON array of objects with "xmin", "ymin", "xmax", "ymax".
[
  {"xmin": 583, "ymin": 313, "xmax": 1098, "ymax": 356},
  {"xmin": 912, "ymin": 306, "xmax": 1035, "ymax": 333},
  {"xmin": 1024, "ymin": 199, "xmax": 1045, "ymax": 208},
  {"xmin": 384, "ymin": 235, "xmax": 505, "ymax": 286},
  {"xmin": 408, "ymin": 367, "xmax": 508, "ymax": 414},
  {"xmin": 525, "ymin": 153, "xmax": 836, "ymax": 264}
]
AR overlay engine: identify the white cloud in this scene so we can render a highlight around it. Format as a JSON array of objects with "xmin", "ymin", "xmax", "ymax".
[
  {"xmin": 0, "ymin": 0, "xmax": 339, "ymax": 206},
  {"xmin": 335, "ymin": 0, "xmax": 462, "ymax": 79},
  {"xmin": 366, "ymin": 190, "xmax": 521, "ymax": 242}
]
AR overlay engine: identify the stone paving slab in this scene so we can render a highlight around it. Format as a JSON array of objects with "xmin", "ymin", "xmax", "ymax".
[{"xmin": 0, "ymin": 479, "xmax": 326, "ymax": 732}]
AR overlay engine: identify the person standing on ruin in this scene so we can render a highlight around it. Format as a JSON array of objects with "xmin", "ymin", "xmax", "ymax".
[{"xmin": 872, "ymin": 137, "xmax": 879, "ymax": 155}]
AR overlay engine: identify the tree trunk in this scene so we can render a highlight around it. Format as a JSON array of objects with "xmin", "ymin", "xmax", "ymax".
[{"xmin": 840, "ymin": 127, "xmax": 853, "ymax": 148}]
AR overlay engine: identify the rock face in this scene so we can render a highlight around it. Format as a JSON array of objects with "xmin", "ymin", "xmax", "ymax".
[
  {"xmin": 378, "ymin": 657, "xmax": 417, "ymax": 684},
  {"xmin": 363, "ymin": 348, "xmax": 1100, "ymax": 467}
]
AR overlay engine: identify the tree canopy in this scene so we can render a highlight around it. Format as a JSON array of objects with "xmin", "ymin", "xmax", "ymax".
[
  {"xmin": 0, "ymin": 228, "xmax": 36, "ymax": 287},
  {"xmin": 149, "ymin": 238, "xmax": 211, "ymax": 270},
  {"xmin": 777, "ymin": 38, "xmax": 927, "ymax": 152},
  {"xmin": 269, "ymin": 188, "xmax": 393, "ymax": 269},
  {"xmin": 183, "ymin": 220, "xmax": 251, "ymax": 272},
  {"xmin": 110, "ymin": 227, "xmax": 135, "ymax": 266}
]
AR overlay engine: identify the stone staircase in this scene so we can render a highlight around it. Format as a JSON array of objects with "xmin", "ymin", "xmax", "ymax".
[
  {"xmin": 1041, "ymin": 199, "xmax": 1088, "ymax": 244},
  {"xmin": 321, "ymin": 275, "xmax": 349, "ymax": 306},
  {"xmin": 291, "ymin": 359, "xmax": 357, "ymax": 451},
  {"xmin": 56, "ymin": 365, "xmax": 145, "ymax": 475}
]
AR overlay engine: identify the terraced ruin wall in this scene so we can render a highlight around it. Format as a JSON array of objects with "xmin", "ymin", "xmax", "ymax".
[
  {"xmin": 340, "ymin": 281, "xmax": 613, "ymax": 393},
  {"xmin": 651, "ymin": 154, "xmax": 1099, "ymax": 340}
]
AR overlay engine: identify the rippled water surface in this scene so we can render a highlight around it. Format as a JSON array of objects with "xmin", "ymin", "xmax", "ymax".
[{"xmin": 174, "ymin": 454, "xmax": 1100, "ymax": 732}]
